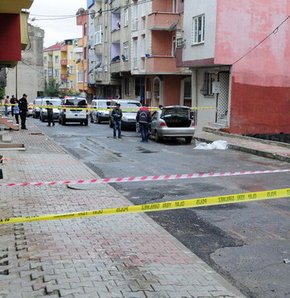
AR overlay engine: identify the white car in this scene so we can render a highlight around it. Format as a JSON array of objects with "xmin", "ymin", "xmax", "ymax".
[
  {"xmin": 59, "ymin": 97, "xmax": 88, "ymax": 126},
  {"xmin": 32, "ymin": 98, "xmax": 43, "ymax": 118},
  {"xmin": 39, "ymin": 98, "xmax": 62, "ymax": 122},
  {"xmin": 90, "ymin": 99, "xmax": 112, "ymax": 124},
  {"xmin": 109, "ymin": 99, "xmax": 141, "ymax": 129}
]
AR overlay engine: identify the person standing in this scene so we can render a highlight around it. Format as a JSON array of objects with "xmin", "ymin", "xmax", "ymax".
[
  {"xmin": 4, "ymin": 96, "xmax": 9, "ymax": 117},
  {"xmin": 111, "ymin": 103, "xmax": 122, "ymax": 139},
  {"xmin": 10, "ymin": 95, "xmax": 16, "ymax": 116},
  {"xmin": 13, "ymin": 98, "xmax": 20, "ymax": 124},
  {"xmin": 18, "ymin": 94, "xmax": 28, "ymax": 130},
  {"xmin": 46, "ymin": 101, "xmax": 55, "ymax": 127},
  {"xmin": 136, "ymin": 104, "xmax": 151, "ymax": 142}
]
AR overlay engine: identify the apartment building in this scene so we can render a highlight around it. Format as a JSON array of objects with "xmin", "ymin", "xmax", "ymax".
[
  {"xmin": 59, "ymin": 39, "xmax": 81, "ymax": 94},
  {"xmin": 43, "ymin": 43, "xmax": 62, "ymax": 86},
  {"xmin": 76, "ymin": 9, "xmax": 90, "ymax": 96},
  {"xmin": 44, "ymin": 39, "xmax": 83, "ymax": 95},
  {"xmin": 83, "ymin": 0, "xmax": 190, "ymax": 104},
  {"xmin": 179, "ymin": 0, "xmax": 290, "ymax": 134},
  {"xmin": 6, "ymin": 24, "xmax": 45, "ymax": 100}
]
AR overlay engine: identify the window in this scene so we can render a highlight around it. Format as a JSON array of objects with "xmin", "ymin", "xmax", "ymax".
[
  {"xmin": 78, "ymin": 71, "xmax": 84, "ymax": 83},
  {"xmin": 70, "ymin": 51, "xmax": 74, "ymax": 60},
  {"xmin": 124, "ymin": 8, "xmax": 129, "ymax": 27},
  {"xmin": 44, "ymin": 69, "xmax": 47, "ymax": 77},
  {"xmin": 123, "ymin": 42, "xmax": 129, "ymax": 60},
  {"xmin": 202, "ymin": 72, "xmax": 214, "ymax": 96},
  {"xmin": 44, "ymin": 56, "xmax": 47, "ymax": 64},
  {"xmin": 70, "ymin": 80, "xmax": 74, "ymax": 88},
  {"xmin": 133, "ymin": 39, "xmax": 138, "ymax": 69},
  {"xmin": 55, "ymin": 56, "xmax": 59, "ymax": 63},
  {"xmin": 95, "ymin": 25, "xmax": 102, "ymax": 45},
  {"xmin": 132, "ymin": 4, "xmax": 138, "ymax": 31},
  {"xmin": 183, "ymin": 78, "xmax": 192, "ymax": 107},
  {"xmin": 69, "ymin": 66, "xmax": 74, "ymax": 74},
  {"xmin": 154, "ymin": 77, "xmax": 161, "ymax": 100},
  {"xmin": 48, "ymin": 68, "xmax": 53, "ymax": 77},
  {"xmin": 124, "ymin": 78, "xmax": 130, "ymax": 96},
  {"xmin": 172, "ymin": 36, "xmax": 176, "ymax": 57},
  {"xmin": 55, "ymin": 69, "xmax": 59, "ymax": 77},
  {"xmin": 141, "ymin": 35, "xmax": 145, "ymax": 57},
  {"xmin": 192, "ymin": 14, "xmax": 205, "ymax": 44}
]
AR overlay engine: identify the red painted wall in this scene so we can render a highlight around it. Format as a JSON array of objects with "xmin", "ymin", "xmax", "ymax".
[
  {"xmin": 0, "ymin": 14, "xmax": 21, "ymax": 62},
  {"xmin": 215, "ymin": 0, "xmax": 290, "ymax": 134},
  {"xmin": 163, "ymin": 76, "xmax": 182, "ymax": 106}
]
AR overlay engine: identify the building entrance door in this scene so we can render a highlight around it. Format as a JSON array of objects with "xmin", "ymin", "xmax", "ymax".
[{"xmin": 216, "ymin": 72, "xmax": 230, "ymax": 127}]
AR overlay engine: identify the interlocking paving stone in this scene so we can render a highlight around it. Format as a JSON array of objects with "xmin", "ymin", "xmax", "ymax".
[{"xmin": 0, "ymin": 123, "xmax": 244, "ymax": 297}]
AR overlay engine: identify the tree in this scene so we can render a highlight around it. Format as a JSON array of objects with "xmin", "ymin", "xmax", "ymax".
[
  {"xmin": 0, "ymin": 87, "xmax": 4, "ymax": 99},
  {"xmin": 44, "ymin": 79, "xmax": 60, "ymax": 97}
]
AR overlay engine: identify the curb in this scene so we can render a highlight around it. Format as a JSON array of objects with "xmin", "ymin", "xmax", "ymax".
[{"xmin": 195, "ymin": 137, "xmax": 290, "ymax": 163}]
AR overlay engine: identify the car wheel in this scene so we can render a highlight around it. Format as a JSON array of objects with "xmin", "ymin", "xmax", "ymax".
[
  {"xmin": 97, "ymin": 116, "xmax": 101, "ymax": 124},
  {"xmin": 62, "ymin": 118, "xmax": 66, "ymax": 125},
  {"xmin": 40, "ymin": 115, "xmax": 44, "ymax": 122},
  {"xmin": 154, "ymin": 130, "xmax": 162, "ymax": 142},
  {"xmin": 185, "ymin": 136, "xmax": 192, "ymax": 144}
]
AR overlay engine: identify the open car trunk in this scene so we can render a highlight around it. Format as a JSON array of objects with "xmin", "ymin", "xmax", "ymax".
[{"xmin": 161, "ymin": 108, "xmax": 192, "ymax": 128}]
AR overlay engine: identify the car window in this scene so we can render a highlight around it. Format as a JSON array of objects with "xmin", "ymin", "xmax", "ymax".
[
  {"xmin": 152, "ymin": 111, "xmax": 159, "ymax": 120},
  {"xmin": 97, "ymin": 101, "xmax": 111, "ymax": 108},
  {"xmin": 161, "ymin": 108, "xmax": 190, "ymax": 118},
  {"xmin": 64, "ymin": 98, "xmax": 87, "ymax": 106},
  {"xmin": 48, "ymin": 100, "xmax": 62, "ymax": 106}
]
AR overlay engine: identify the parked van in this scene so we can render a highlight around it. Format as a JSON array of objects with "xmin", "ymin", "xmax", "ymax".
[
  {"xmin": 59, "ymin": 97, "xmax": 88, "ymax": 126},
  {"xmin": 32, "ymin": 98, "xmax": 43, "ymax": 118},
  {"xmin": 109, "ymin": 99, "xmax": 141, "ymax": 129},
  {"xmin": 90, "ymin": 99, "xmax": 112, "ymax": 124},
  {"xmin": 39, "ymin": 98, "xmax": 62, "ymax": 122}
]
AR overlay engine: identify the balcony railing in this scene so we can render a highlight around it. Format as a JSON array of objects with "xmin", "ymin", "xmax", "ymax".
[
  {"xmin": 61, "ymin": 74, "xmax": 68, "ymax": 79},
  {"xmin": 145, "ymin": 56, "xmax": 181, "ymax": 73},
  {"xmin": 60, "ymin": 59, "xmax": 68, "ymax": 65}
]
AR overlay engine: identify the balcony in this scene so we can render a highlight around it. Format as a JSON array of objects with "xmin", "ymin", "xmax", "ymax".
[
  {"xmin": 61, "ymin": 74, "xmax": 68, "ymax": 79},
  {"xmin": 60, "ymin": 59, "xmax": 68, "ymax": 65},
  {"xmin": 0, "ymin": 0, "xmax": 33, "ymax": 13},
  {"xmin": 110, "ymin": 61, "xmax": 121, "ymax": 74},
  {"xmin": 145, "ymin": 56, "xmax": 181, "ymax": 73},
  {"xmin": 148, "ymin": 12, "xmax": 181, "ymax": 31}
]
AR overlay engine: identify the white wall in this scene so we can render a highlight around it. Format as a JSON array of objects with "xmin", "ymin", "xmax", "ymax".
[
  {"xmin": 183, "ymin": 0, "xmax": 217, "ymax": 61},
  {"xmin": 192, "ymin": 68, "xmax": 217, "ymax": 132}
]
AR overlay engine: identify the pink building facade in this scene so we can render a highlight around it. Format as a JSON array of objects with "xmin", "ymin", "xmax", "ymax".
[{"xmin": 179, "ymin": 0, "xmax": 290, "ymax": 134}]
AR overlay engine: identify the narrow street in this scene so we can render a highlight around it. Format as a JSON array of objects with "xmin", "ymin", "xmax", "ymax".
[{"xmin": 34, "ymin": 118, "xmax": 290, "ymax": 298}]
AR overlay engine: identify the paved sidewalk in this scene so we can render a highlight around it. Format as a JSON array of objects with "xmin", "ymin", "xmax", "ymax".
[
  {"xmin": 195, "ymin": 129, "xmax": 290, "ymax": 163},
  {"xmin": 0, "ymin": 123, "xmax": 244, "ymax": 297}
]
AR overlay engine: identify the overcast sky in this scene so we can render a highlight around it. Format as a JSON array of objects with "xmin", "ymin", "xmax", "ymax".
[{"xmin": 29, "ymin": 0, "xmax": 87, "ymax": 48}]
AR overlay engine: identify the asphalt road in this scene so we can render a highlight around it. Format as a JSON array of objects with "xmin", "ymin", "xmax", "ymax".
[{"xmin": 31, "ymin": 117, "xmax": 290, "ymax": 298}]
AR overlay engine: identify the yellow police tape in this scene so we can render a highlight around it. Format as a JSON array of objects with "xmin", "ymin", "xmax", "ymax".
[
  {"xmin": 0, "ymin": 188, "xmax": 289, "ymax": 224},
  {"xmin": 0, "ymin": 103, "xmax": 215, "ymax": 112}
]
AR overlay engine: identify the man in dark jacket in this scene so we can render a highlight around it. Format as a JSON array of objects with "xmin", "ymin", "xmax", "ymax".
[
  {"xmin": 136, "ymin": 104, "xmax": 151, "ymax": 142},
  {"xmin": 18, "ymin": 94, "xmax": 28, "ymax": 130},
  {"xmin": 111, "ymin": 103, "xmax": 122, "ymax": 138},
  {"xmin": 46, "ymin": 101, "xmax": 55, "ymax": 127}
]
